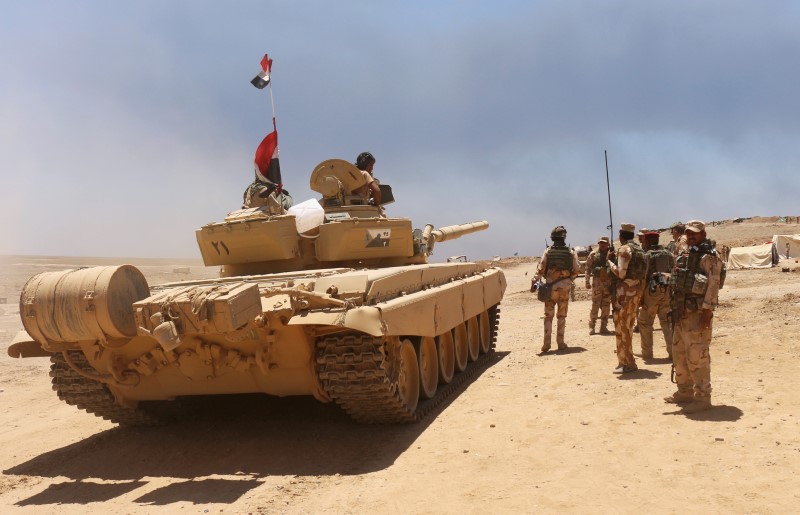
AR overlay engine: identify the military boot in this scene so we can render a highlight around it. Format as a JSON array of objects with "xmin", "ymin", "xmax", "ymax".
[
  {"xmin": 683, "ymin": 397, "xmax": 712, "ymax": 414},
  {"xmin": 599, "ymin": 320, "xmax": 612, "ymax": 335},
  {"xmin": 589, "ymin": 321, "xmax": 596, "ymax": 335},
  {"xmin": 663, "ymin": 391, "xmax": 694, "ymax": 404}
]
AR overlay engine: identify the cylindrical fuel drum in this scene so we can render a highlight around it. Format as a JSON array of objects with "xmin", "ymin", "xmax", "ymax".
[{"xmin": 20, "ymin": 265, "xmax": 150, "ymax": 347}]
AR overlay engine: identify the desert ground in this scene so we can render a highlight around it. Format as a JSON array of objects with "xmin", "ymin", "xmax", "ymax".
[{"xmin": 1, "ymin": 218, "xmax": 799, "ymax": 514}]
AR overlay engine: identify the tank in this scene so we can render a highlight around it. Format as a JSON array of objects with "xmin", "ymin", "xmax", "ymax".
[{"xmin": 10, "ymin": 158, "xmax": 506, "ymax": 424}]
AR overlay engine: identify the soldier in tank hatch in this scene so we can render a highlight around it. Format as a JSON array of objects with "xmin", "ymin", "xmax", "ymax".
[{"xmin": 352, "ymin": 151, "xmax": 382, "ymax": 206}]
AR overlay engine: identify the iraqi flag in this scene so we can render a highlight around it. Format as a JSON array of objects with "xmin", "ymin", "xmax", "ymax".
[
  {"xmin": 254, "ymin": 130, "xmax": 282, "ymax": 187},
  {"xmin": 251, "ymin": 54, "xmax": 273, "ymax": 89}
]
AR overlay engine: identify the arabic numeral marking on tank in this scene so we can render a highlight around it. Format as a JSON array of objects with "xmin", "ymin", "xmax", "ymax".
[
  {"xmin": 211, "ymin": 241, "xmax": 231, "ymax": 255},
  {"xmin": 365, "ymin": 229, "xmax": 392, "ymax": 248}
]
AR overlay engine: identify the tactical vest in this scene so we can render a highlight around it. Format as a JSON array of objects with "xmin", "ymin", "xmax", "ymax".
[
  {"xmin": 242, "ymin": 181, "xmax": 274, "ymax": 208},
  {"xmin": 646, "ymin": 246, "xmax": 674, "ymax": 276},
  {"xmin": 624, "ymin": 241, "xmax": 647, "ymax": 280},
  {"xmin": 591, "ymin": 251, "xmax": 609, "ymax": 278},
  {"xmin": 545, "ymin": 245, "xmax": 573, "ymax": 272},
  {"xmin": 670, "ymin": 241, "xmax": 717, "ymax": 296}
]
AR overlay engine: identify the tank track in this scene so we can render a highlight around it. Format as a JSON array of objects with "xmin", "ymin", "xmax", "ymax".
[
  {"xmin": 316, "ymin": 305, "xmax": 500, "ymax": 423},
  {"xmin": 50, "ymin": 351, "xmax": 165, "ymax": 426}
]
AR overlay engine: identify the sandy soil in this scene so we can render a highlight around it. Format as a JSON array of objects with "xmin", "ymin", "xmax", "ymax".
[{"xmin": 1, "ymin": 221, "xmax": 800, "ymax": 514}]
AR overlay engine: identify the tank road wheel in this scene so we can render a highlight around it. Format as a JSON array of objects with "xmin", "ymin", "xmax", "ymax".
[
  {"xmin": 478, "ymin": 310, "xmax": 492, "ymax": 354},
  {"xmin": 417, "ymin": 336, "xmax": 439, "ymax": 399},
  {"xmin": 465, "ymin": 317, "xmax": 480, "ymax": 362},
  {"xmin": 390, "ymin": 338, "xmax": 420, "ymax": 414},
  {"xmin": 452, "ymin": 323, "xmax": 469, "ymax": 373},
  {"xmin": 316, "ymin": 334, "xmax": 421, "ymax": 423},
  {"xmin": 436, "ymin": 331, "xmax": 455, "ymax": 384}
]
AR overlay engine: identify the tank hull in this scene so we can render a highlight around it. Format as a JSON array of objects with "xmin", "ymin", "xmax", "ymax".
[{"xmin": 16, "ymin": 263, "xmax": 505, "ymax": 424}]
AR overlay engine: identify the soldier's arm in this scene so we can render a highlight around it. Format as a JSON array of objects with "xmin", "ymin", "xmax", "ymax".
[
  {"xmin": 369, "ymin": 181, "xmax": 382, "ymax": 205},
  {"xmin": 608, "ymin": 246, "xmax": 631, "ymax": 279},
  {"xmin": 533, "ymin": 254, "xmax": 547, "ymax": 282},
  {"xmin": 585, "ymin": 253, "xmax": 593, "ymax": 288}
]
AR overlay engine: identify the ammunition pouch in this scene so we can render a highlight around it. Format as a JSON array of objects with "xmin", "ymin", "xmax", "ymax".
[
  {"xmin": 648, "ymin": 272, "xmax": 669, "ymax": 294},
  {"xmin": 537, "ymin": 277, "xmax": 569, "ymax": 302},
  {"xmin": 537, "ymin": 282, "xmax": 552, "ymax": 302},
  {"xmin": 670, "ymin": 268, "xmax": 708, "ymax": 296}
]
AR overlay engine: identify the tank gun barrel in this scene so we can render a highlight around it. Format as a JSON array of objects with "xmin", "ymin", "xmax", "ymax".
[
  {"xmin": 422, "ymin": 220, "xmax": 489, "ymax": 254},
  {"xmin": 431, "ymin": 221, "xmax": 489, "ymax": 242}
]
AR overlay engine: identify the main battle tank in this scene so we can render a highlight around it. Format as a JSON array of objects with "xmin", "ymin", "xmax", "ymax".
[{"xmin": 11, "ymin": 159, "xmax": 506, "ymax": 424}]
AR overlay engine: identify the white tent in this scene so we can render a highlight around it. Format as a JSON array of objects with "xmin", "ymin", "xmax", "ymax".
[
  {"xmin": 772, "ymin": 234, "xmax": 800, "ymax": 260},
  {"xmin": 727, "ymin": 243, "xmax": 778, "ymax": 270}
]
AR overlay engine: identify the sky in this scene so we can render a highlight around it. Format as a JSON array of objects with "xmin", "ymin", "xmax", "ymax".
[{"xmin": 2, "ymin": 0, "xmax": 799, "ymax": 261}]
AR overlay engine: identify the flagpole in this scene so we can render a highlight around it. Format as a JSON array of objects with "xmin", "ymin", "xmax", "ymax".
[
  {"xmin": 268, "ymin": 81, "xmax": 277, "ymax": 132},
  {"xmin": 267, "ymin": 71, "xmax": 279, "ymax": 190}
]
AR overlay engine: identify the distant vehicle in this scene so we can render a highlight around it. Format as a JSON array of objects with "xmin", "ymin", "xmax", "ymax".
[{"xmin": 447, "ymin": 255, "xmax": 468, "ymax": 263}]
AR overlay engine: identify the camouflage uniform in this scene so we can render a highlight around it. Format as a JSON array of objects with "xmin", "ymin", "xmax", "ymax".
[
  {"xmin": 533, "ymin": 242, "xmax": 580, "ymax": 352},
  {"xmin": 585, "ymin": 237, "xmax": 613, "ymax": 334},
  {"xmin": 667, "ymin": 221, "xmax": 689, "ymax": 259},
  {"xmin": 638, "ymin": 240, "xmax": 675, "ymax": 359},
  {"xmin": 242, "ymin": 180, "xmax": 293, "ymax": 213},
  {"xmin": 607, "ymin": 223, "xmax": 647, "ymax": 372},
  {"xmin": 668, "ymin": 220, "xmax": 722, "ymax": 411}
]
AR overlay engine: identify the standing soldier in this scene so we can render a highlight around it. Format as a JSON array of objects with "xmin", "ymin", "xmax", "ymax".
[
  {"xmin": 638, "ymin": 231, "xmax": 675, "ymax": 360},
  {"xmin": 633, "ymin": 228, "xmax": 650, "ymax": 334},
  {"xmin": 665, "ymin": 220, "xmax": 723, "ymax": 413},
  {"xmin": 532, "ymin": 226, "xmax": 580, "ymax": 353},
  {"xmin": 667, "ymin": 221, "xmax": 688, "ymax": 258},
  {"xmin": 585, "ymin": 236, "xmax": 613, "ymax": 335},
  {"xmin": 607, "ymin": 223, "xmax": 648, "ymax": 373}
]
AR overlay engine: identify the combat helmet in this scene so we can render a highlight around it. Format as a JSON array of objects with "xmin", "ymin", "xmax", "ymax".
[
  {"xmin": 551, "ymin": 225, "xmax": 567, "ymax": 240},
  {"xmin": 355, "ymin": 152, "xmax": 375, "ymax": 170}
]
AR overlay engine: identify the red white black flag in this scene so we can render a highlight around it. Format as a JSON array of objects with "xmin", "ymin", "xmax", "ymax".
[
  {"xmin": 251, "ymin": 54, "xmax": 273, "ymax": 89},
  {"xmin": 254, "ymin": 130, "xmax": 282, "ymax": 187}
]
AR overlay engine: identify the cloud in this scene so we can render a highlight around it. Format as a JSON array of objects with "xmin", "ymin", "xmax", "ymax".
[{"xmin": 1, "ymin": 1, "xmax": 799, "ymax": 260}]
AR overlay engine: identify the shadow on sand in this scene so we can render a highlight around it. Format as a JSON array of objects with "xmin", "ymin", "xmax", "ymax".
[
  {"xmin": 615, "ymin": 368, "xmax": 663, "ymax": 380},
  {"xmin": 6, "ymin": 351, "xmax": 509, "ymax": 507},
  {"xmin": 661, "ymin": 404, "xmax": 743, "ymax": 422},
  {"xmin": 537, "ymin": 346, "xmax": 587, "ymax": 356}
]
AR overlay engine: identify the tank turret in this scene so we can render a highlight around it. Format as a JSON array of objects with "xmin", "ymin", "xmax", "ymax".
[{"xmin": 196, "ymin": 158, "xmax": 488, "ymax": 277}]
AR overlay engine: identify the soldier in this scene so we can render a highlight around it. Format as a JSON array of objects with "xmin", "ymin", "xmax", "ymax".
[
  {"xmin": 665, "ymin": 220, "xmax": 723, "ymax": 413},
  {"xmin": 638, "ymin": 231, "xmax": 674, "ymax": 360},
  {"xmin": 632, "ymin": 227, "xmax": 651, "ymax": 334},
  {"xmin": 352, "ymin": 151, "xmax": 382, "ymax": 205},
  {"xmin": 667, "ymin": 221, "xmax": 688, "ymax": 258},
  {"xmin": 242, "ymin": 179, "xmax": 293, "ymax": 213},
  {"xmin": 637, "ymin": 228, "xmax": 650, "ymax": 246},
  {"xmin": 532, "ymin": 226, "xmax": 580, "ymax": 353},
  {"xmin": 607, "ymin": 223, "xmax": 648, "ymax": 373},
  {"xmin": 585, "ymin": 236, "xmax": 613, "ymax": 335}
]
